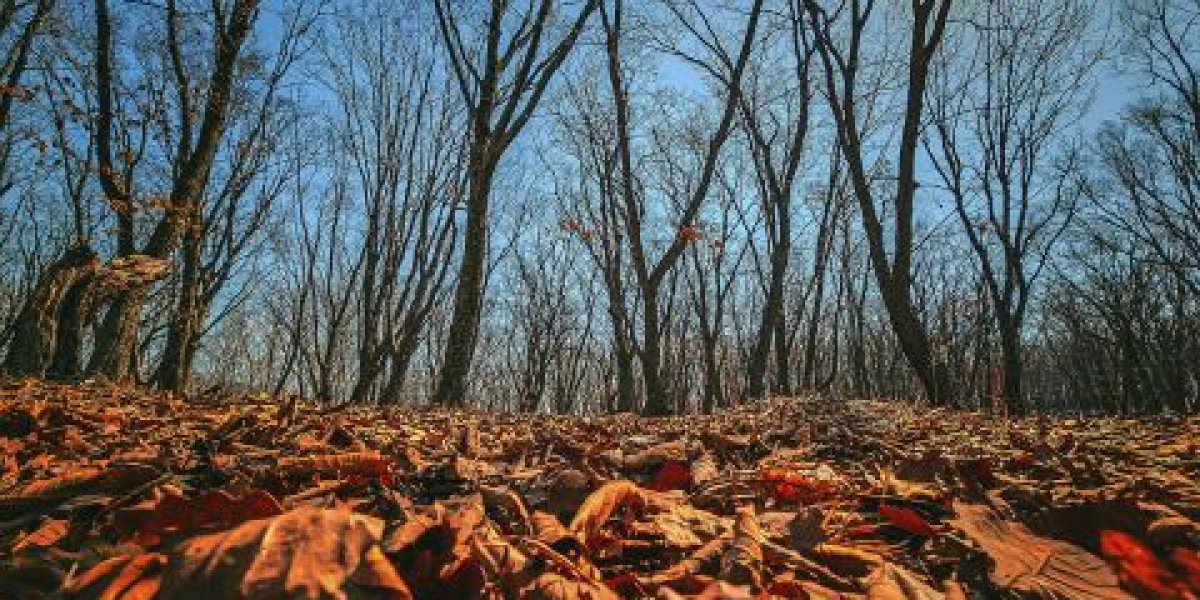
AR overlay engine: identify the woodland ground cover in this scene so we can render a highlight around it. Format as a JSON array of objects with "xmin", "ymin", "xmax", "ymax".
[{"xmin": 0, "ymin": 380, "xmax": 1196, "ymax": 598}]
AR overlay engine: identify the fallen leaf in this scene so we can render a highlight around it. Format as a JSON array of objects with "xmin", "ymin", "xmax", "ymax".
[
  {"xmin": 879, "ymin": 504, "xmax": 938, "ymax": 537},
  {"xmin": 952, "ymin": 502, "xmax": 1134, "ymax": 599},
  {"xmin": 12, "ymin": 518, "xmax": 69, "ymax": 553},
  {"xmin": 155, "ymin": 507, "xmax": 409, "ymax": 599}
]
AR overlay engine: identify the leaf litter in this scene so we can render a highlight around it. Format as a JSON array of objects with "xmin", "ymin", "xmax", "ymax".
[{"xmin": 0, "ymin": 380, "xmax": 1196, "ymax": 599}]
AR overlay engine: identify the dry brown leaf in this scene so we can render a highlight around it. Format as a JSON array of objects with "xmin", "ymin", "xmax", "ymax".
[
  {"xmin": 0, "ymin": 463, "xmax": 160, "ymax": 510},
  {"xmin": 719, "ymin": 506, "xmax": 765, "ymax": 590},
  {"xmin": 951, "ymin": 502, "xmax": 1135, "ymax": 599},
  {"xmin": 865, "ymin": 563, "xmax": 944, "ymax": 600},
  {"xmin": 568, "ymin": 480, "xmax": 648, "ymax": 547},
  {"xmin": 532, "ymin": 510, "xmax": 576, "ymax": 550},
  {"xmin": 525, "ymin": 572, "xmax": 622, "ymax": 599},
  {"xmin": 154, "ymin": 507, "xmax": 409, "ymax": 599},
  {"xmin": 385, "ymin": 503, "xmax": 484, "ymax": 598}
]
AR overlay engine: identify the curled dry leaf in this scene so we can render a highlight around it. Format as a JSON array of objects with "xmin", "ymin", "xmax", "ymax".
[{"xmin": 569, "ymin": 480, "xmax": 649, "ymax": 548}]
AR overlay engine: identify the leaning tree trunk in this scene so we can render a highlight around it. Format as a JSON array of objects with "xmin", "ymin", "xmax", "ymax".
[
  {"xmin": 4, "ymin": 245, "xmax": 98, "ymax": 378},
  {"xmin": 86, "ymin": 289, "xmax": 144, "ymax": 381},
  {"xmin": 47, "ymin": 270, "xmax": 101, "ymax": 381},
  {"xmin": 879, "ymin": 281, "xmax": 954, "ymax": 407}
]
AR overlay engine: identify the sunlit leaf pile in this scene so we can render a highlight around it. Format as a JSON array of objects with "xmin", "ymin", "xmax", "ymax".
[{"xmin": 0, "ymin": 380, "xmax": 1197, "ymax": 599}]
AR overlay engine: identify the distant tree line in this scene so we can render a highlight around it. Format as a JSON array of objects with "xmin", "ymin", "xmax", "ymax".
[{"xmin": 0, "ymin": 0, "xmax": 1195, "ymax": 415}]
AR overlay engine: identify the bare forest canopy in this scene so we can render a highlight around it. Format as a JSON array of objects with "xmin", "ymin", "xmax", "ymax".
[{"xmin": 0, "ymin": 0, "xmax": 1196, "ymax": 416}]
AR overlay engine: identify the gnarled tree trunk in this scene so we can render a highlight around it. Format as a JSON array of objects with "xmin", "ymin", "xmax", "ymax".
[{"xmin": 3, "ymin": 245, "xmax": 98, "ymax": 378}]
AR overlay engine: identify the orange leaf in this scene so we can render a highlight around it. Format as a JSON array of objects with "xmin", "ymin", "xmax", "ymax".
[
  {"xmin": 569, "ymin": 480, "xmax": 649, "ymax": 548},
  {"xmin": 157, "ymin": 507, "xmax": 408, "ymax": 599},
  {"xmin": 64, "ymin": 553, "xmax": 165, "ymax": 600},
  {"xmin": 12, "ymin": 518, "xmax": 69, "ymax": 553},
  {"xmin": 278, "ymin": 452, "xmax": 392, "ymax": 478},
  {"xmin": 761, "ymin": 469, "xmax": 838, "ymax": 504}
]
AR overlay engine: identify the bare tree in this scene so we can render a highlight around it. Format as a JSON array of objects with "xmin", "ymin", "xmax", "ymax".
[
  {"xmin": 804, "ymin": 0, "xmax": 955, "ymax": 405},
  {"xmin": 320, "ymin": 2, "xmax": 462, "ymax": 404},
  {"xmin": 86, "ymin": 0, "xmax": 262, "ymax": 381},
  {"xmin": 924, "ymin": 0, "xmax": 1097, "ymax": 413},
  {"xmin": 154, "ymin": 1, "xmax": 319, "ymax": 392},
  {"xmin": 596, "ymin": 0, "xmax": 764, "ymax": 415},
  {"xmin": 430, "ymin": 0, "xmax": 599, "ymax": 406},
  {"xmin": 739, "ymin": 0, "xmax": 816, "ymax": 399}
]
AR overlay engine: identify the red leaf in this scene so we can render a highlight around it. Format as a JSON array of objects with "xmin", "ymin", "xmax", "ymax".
[
  {"xmin": 648, "ymin": 461, "xmax": 692, "ymax": 492},
  {"xmin": 878, "ymin": 504, "xmax": 937, "ymax": 537},
  {"xmin": 1171, "ymin": 548, "xmax": 1200, "ymax": 592},
  {"xmin": 1099, "ymin": 530, "xmax": 1186, "ymax": 599},
  {"xmin": 761, "ymin": 469, "xmax": 838, "ymax": 504}
]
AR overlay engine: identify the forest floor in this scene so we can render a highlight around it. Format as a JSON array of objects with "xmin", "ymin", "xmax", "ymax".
[{"xmin": 0, "ymin": 380, "xmax": 1197, "ymax": 599}]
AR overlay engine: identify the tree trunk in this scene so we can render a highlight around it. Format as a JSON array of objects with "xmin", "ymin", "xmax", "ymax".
[
  {"xmin": 746, "ymin": 247, "xmax": 786, "ymax": 399},
  {"xmin": 999, "ymin": 323, "xmax": 1026, "ymax": 415},
  {"xmin": 4, "ymin": 246, "xmax": 98, "ymax": 378},
  {"xmin": 433, "ymin": 166, "xmax": 492, "ymax": 407},
  {"xmin": 879, "ymin": 282, "xmax": 953, "ymax": 406},
  {"xmin": 613, "ymin": 336, "xmax": 637, "ymax": 413},
  {"xmin": 47, "ymin": 270, "xmax": 99, "ymax": 381},
  {"xmin": 379, "ymin": 334, "xmax": 420, "ymax": 404},
  {"xmin": 773, "ymin": 312, "xmax": 791, "ymax": 395},
  {"xmin": 701, "ymin": 336, "xmax": 722, "ymax": 414},
  {"xmin": 155, "ymin": 222, "xmax": 204, "ymax": 393},
  {"xmin": 86, "ymin": 290, "xmax": 143, "ymax": 381},
  {"xmin": 640, "ymin": 294, "xmax": 671, "ymax": 417},
  {"xmin": 801, "ymin": 265, "xmax": 829, "ymax": 390}
]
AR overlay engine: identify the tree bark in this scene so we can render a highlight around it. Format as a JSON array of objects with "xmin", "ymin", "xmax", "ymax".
[
  {"xmin": 433, "ymin": 165, "xmax": 492, "ymax": 406},
  {"xmin": 4, "ymin": 246, "xmax": 98, "ymax": 378},
  {"xmin": 86, "ymin": 289, "xmax": 143, "ymax": 381},
  {"xmin": 47, "ymin": 270, "xmax": 99, "ymax": 381},
  {"xmin": 154, "ymin": 212, "xmax": 204, "ymax": 392}
]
